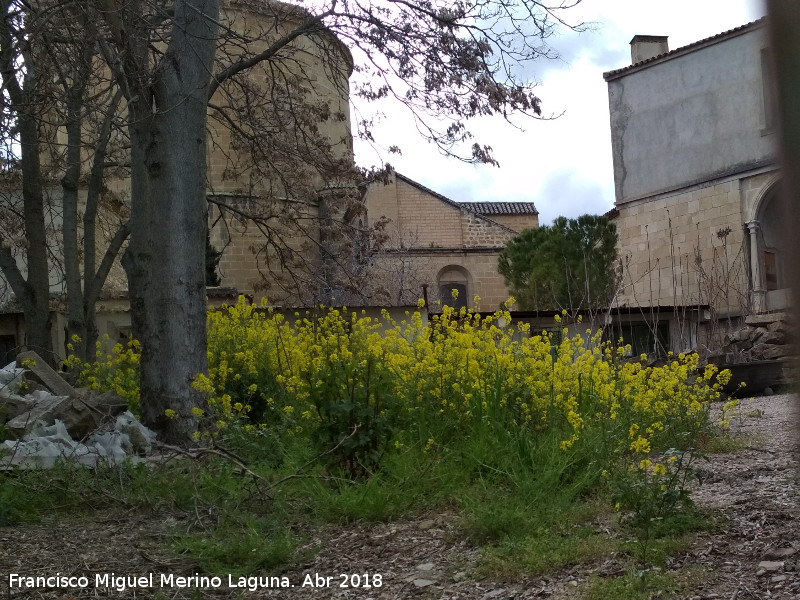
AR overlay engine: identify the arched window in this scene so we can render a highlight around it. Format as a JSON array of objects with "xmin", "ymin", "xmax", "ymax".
[{"xmin": 437, "ymin": 265, "xmax": 470, "ymax": 309}]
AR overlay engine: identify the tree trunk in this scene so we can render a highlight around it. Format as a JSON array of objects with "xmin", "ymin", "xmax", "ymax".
[
  {"xmin": 0, "ymin": 0, "xmax": 54, "ymax": 364},
  {"xmin": 62, "ymin": 74, "xmax": 89, "ymax": 360},
  {"xmin": 17, "ymin": 98, "xmax": 54, "ymax": 365},
  {"xmin": 123, "ymin": 0, "xmax": 219, "ymax": 443},
  {"xmin": 82, "ymin": 90, "xmax": 125, "ymax": 362}
]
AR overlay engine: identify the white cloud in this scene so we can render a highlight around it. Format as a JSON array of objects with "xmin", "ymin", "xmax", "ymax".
[{"xmin": 352, "ymin": 0, "xmax": 767, "ymax": 225}]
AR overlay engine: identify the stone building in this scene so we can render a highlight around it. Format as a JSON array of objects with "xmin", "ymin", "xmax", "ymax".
[
  {"xmin": 0, "ymin": 0, "xmax": 540, "ymax": 359},
  {"xmin": 364, "ymin": 173, "xmax": 538, "ymax": 311},
  {"xmin": 206, "ymin": 0, "xmax": 357, "ymax": 306},
  {"xmin": 603, "ymin": 19, "xmax": 783, "ymax": 355},
  {"xmin": 0, "ymin": 0, "xmax": 358, "ymax": 359}
]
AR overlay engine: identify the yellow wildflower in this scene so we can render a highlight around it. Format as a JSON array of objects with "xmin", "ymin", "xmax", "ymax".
[{"xmin": 630, "ymin": 436, "xmax": 651, "ymax": 453}]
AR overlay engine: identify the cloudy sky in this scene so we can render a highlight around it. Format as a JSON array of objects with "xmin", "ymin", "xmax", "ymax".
[{"xmin": 351, "ymin": 0, "xmax": 767, "ymax": 225}]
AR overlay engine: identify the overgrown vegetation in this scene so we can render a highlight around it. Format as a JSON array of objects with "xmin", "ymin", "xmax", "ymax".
[{"xmin": 3, "ymin": 298, "xmax": 737, "ymax": 589}]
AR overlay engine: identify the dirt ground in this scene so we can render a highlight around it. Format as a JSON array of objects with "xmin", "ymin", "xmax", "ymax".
[{"xmin": 1, "ymin": 394, "xmax": 798, "ymax": 600}]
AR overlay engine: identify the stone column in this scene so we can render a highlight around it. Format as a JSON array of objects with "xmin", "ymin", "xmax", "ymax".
[{"xmin": 746, "ymin": 220, "xmax": 766, "ymax": 313}]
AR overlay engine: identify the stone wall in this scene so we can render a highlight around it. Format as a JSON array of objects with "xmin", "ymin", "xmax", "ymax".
[
  {"xmin": 614, "ymin": 176, "xmax": 755, "ymax": 314},
  {"xmin": 484, "ymin": 213, "xmax": 539, "ymax": 232},
  {"xmin": 207, "ymin": 0, "xmax": 353, "ymax": 197},
  {"xmin": 460, "ymin": 211, "xmax": 517, "ymax": 248},
  {"xmin": 363, "ymin": 174, "xmax": 520, "ymax": 310},
  {"xmin": 368, "ymin": 249, "xmax": 511, "ymax": 311},
  {"xmin": 605, "ymin": 20, "xmax": 786, "ymax": 324},
  {"xmin": 365, "ymin": 175, "xmax": 517, "ymax": 250},
  {"xmin": 209, "ymin": 197, "xmax": 322, "ymax": 301},
  {"xmin": 366, "ymin": 177, "xmax": 464, "ymax": 248},
  {"xmin": 206, "ymin": 0, "xmax": 356, "ymax": 303}
]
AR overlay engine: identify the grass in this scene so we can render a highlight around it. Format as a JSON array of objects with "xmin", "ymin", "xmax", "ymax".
[
  {"xmin": 701, "ymin": 432, "xmax": 764, "ymax": 453},
  {"xmin": 173, "ymin": 515, "xmax": 295, "ymax": 576},
  {"xmin": 478, "ymin": 525, "xmax": 614, "ymax": 579},
  {"xmin": 471, "ymin": 498, "xmax": 713, "ymax": 581},
  {"xmin": 582, "ymin": 570, "xmax": 681, "ymax": 600},
  {"xmin": 582, "ymin": 562, "xmax": 715, "ymax": 600},
  {"xmin": 0, "ymin": 417, "xmax": 722, "ymax": 586}
]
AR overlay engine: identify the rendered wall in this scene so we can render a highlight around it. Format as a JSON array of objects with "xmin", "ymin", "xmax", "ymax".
[
  {"xmin": 606, "ymin": 25, "xmax": 775, "ymax": 205},
  {"xmin": 608, "ymin": 22, "xmax": 780, "ymax": 316}
]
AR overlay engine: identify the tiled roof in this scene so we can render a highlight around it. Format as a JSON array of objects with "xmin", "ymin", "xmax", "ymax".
[
  {"xmin": 460, "ymin": 201, "xmax": 538, "ymax": 216},
  {"xmin": 603, "ymin": 18, "xmax": 765, "ymax": 80}
]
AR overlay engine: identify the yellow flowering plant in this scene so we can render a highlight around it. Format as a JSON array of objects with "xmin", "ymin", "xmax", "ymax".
[
  {"xmin": 201, "ymin": 299, "xmax": 292, "ymax": 429},
  {"xmin": 608, "ymin": 447, "xmax": 698, "ymax": 566},
  {"xmin": 64, "ymin": 335, "xmax": 141, "ymax": 414},
  {"xmin": 66, "ymin": 296, "xmax": 734, "ymax": 523}
]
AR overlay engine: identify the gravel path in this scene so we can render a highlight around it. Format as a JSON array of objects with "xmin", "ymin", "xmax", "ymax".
[{"xmin": 681, "ymin": 394, "xmax": 800, "ymax": 599}]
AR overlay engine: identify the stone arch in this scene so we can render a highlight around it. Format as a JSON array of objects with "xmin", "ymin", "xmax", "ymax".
[
  {"xmin": 436, "ymin": 265, "xmax": 472, "ymax": 309},
  {"xmin": 746, "ymin": 179, "xmax": 789, "ymax": 311},
  {"xmin": 755, "ymin": 183, "xmax": 785, "ymax": 292},
  {"xmin": 747, "ymin": 172, "xmax": 781, "ymax": 223}
]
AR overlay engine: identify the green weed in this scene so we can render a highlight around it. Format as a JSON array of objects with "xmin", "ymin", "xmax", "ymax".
[
  {"xmin": 701, "ymin": 432, "xmax": 763, "ymax": 453},
  {"xmin": 479, "ymin": 525, "xmax": 613, "ymax": 579},
  {"xmin": 583, "ymin": 570, "xmax": 680, "ymax": 600},
  {"xmin": 172, "ymin": 515, "xmax": 295, "ymax": 576}
]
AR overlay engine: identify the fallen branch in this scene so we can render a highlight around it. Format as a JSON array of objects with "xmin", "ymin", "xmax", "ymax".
[
  {"xmin": 153, "ymin": 442, "xmax": 270, "ymax": 486},
  {"xmin": 152, "ymin": 424, "xmax": 361, "ymax": 497}
]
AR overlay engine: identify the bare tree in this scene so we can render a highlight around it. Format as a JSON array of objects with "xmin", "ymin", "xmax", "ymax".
[
  {"xmin": 0, "ymin": 0, "xmax": 129, "ymax": 364},
  {"xmin": 47, "ymin": 5, "xmax": 130, "ymax": 361},
  {"xmin": 0, "ymin": 0, "xmax": 59, "ymax": 362},
  {"xmin": 85, "ymin": 0, "xmax": 585, "ymax": 443}
]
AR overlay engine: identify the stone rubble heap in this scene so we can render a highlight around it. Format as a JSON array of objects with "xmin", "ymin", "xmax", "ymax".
[
  {"xmin": 0, "ymin": 351, "xmax": 156, "ymax": 469},
  {"xmin": 724, "ymin": 312, "xmax": 792, "ymax": 362}
]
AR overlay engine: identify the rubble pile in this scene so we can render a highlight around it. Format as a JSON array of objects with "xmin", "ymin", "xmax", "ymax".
[
  {"xmin": 724, "ymin": 312, "xmax": 792, "ymax": 362},
  {"xmin": 0, "ymin": 352, "xmax": 156, "ymax": 469}
]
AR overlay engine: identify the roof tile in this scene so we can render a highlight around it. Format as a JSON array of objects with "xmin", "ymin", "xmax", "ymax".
[{"xmin": 459, "ymin": 201, "xmax": 539, "ymax": 215}]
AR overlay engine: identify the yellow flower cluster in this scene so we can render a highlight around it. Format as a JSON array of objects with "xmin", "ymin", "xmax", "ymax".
[
  {"xmin": 67, "ymin": 297, "xmax": 731, "ymax": 464},
  {"xmin": 196, "ymin": 298, "xmax": 729, "ymax": 456},
  {"xmin": 65, "ymin": 335, "xmax": 141, "ymax": 414}
]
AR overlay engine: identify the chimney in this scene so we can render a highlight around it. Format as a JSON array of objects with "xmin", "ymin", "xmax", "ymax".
[{"xmin": 630, "ymin": 35, "xmax": 669, "ymax": 64}]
